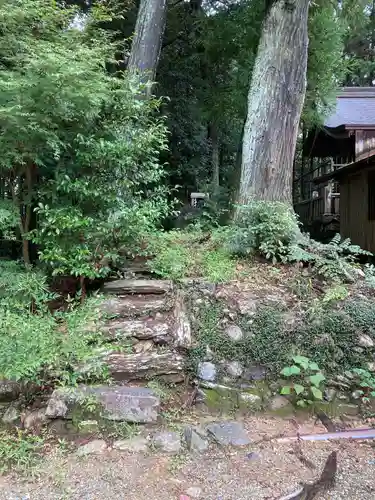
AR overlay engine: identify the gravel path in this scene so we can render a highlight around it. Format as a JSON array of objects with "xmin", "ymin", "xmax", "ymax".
[{"xmin": 0, "ymin": 416, "xmax": 374, "ymax": 500}]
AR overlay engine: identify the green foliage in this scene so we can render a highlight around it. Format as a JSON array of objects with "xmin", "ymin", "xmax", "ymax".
[
  {"xmin": 348, "ymin": 368, "xmax": 375, "ymax": 402},
  {"xmin": 229, "ymin": 201, "xmax": 300, "ymax": 263},
  {"xmin": 0, "ymin": 262, "xmax": 110, "ymax": 384},
  {"xmin": 146, "ymin": 227, "xmax": 236, "ymax": 283},
  {"xmin": 280, "ymin": 356, "xmax": 326, "ymax": 407},
  {"xmin": 0, "ymin": 0, "xmax": 169, "ymax": 274},
  {"xmin": 0, "ymin": 429, "xmax": 43, "ymax": 474}
]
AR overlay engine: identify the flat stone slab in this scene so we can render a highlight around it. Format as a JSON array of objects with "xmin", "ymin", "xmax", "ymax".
[
  {"xmin": 101, "ymin": 316, "xmax": 171, "ymax": 343},
  {"xmin": 101, "ymin": 296, "xmax": 169, "ymax": 318},
  {"xmin": 206, "ymin": 421, "xmax": 250, "ymax": 447},
  {"xmin": 105, "ymin": 351, "xmax": 184, "ymax": 382},
  {"xmin": 76, "ymin": 439, "xmax": 107, "ymax": 456},
  {"xmin": 113, "ymin": 436, "xmax": 149, "ymax": 452},
  {"xmin": 102, "ymin": 279, "xmax": 172, "ymax": 295},
  {"xmin": 46, "ymin": 386, "xmax": 160, "ymax": 423}
]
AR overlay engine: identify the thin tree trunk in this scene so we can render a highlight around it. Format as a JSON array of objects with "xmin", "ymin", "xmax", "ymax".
[
  {"xmin": 208, "ymin": 123, "xmax": 220, "ymax": 192},
  {"xmin": 128, "ymin": 0, "xmax": 168, "ymax": 84},
  {"xmin": 235, "ymin": 0, "xmax": 309, "ymax": 213}
]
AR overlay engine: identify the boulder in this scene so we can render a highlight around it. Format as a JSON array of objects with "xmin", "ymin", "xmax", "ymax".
[
  {"xmin": 206, "ymin": 421, "xmax": 250, "ymax": 447},
  {"xmin": 173, "ymin": 291, "xmax": 192, "ymax": 349},
  {"xmin": 100, "ymin": 296, "xmax": 168, "ymax": 318},
  {"xmin": 0, "ymin": 380, "xmax": 21, "ymax": 402},
  {"xmin": 357, "ymin": 334, "xmax": 374, "ymax": 348},
  {"xmin": 152, "ymin": 430, "xmax": 181, "ymax": 454},
  {"xmin": 225, "ymin": 361, "xmax": 243, "ymax": 378},
  {"xmin": 76, "ymin": 439, "xmax": 107, "ymax": 456},
  {"xmin": 184, "ymin": 426, "xmax": 209, "ymax": 453},
  {"xmin": 23, "ymin": 408, "xmax": 48, "ymax": 431},
  {"xmin": 197, "ymin": 362, "xmax": 217, "ymax": 382},
  {"xmin": 224, "ymin": 324, "xmax": 243, "ymax": 342},
  {"xmin": 105, "ymin": 351, "xmax": 184, "ymax": 382},
  {"xmin": 242, "ymin": 365, "xmax": 267, "ymax": 381},
  {"xmin": 2, "ymin": 405, "xmax": 20, "ymax": 424},
  {"xmin": 268, "ymin": 395, "xmax": 293, "ymax": 412},
  {"xmin": 102, "ymin": 279, "xmax": 172, "ymax": 295},
  {"xmin": 46, "ymin": 386, "xmax": 160, "ymax": 423},
  {"xmin": 101, "ymin": 317, "xmax": 171, "ymax": 343}
]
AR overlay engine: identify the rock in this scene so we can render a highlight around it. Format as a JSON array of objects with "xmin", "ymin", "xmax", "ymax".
[
  {"xmin": 2, "ymin": 405, "xmax": 20, "ymax": 424},
  {"xmin": 368, "ymin": 362, "xmax": 375, "ymax": 372},
  {"xmin": 76, "ymin": 439, "xmax": 107, "ymax": 457},
  {"xmin": 268, "ymin": 395, "xmax": 293, "ymax": 412},
  {"xmin": 184, "ymin": 426, "xmax": 209, "ymax": 453},
  {"xmin": 185, "ymin": 487, "xmax": 202, "ymax": 499},
  {"xmin": 204, "ymin": 345, "xmax": 214, "ymax": 361},
  {"xmin": 102, "ymin": 279, "xmax": 172, "ymax": 295},
  {"xmin": 225, "ymin": 361, "xmax": 243, "ymax": 378},
  {"xmin": 101, "ymin": 296, "xmax": 169, "ymax": 318},
  {"xmin": 173, "ymin": 290, "xmax": 192, "ymax": 349},
  {"xmin": 197, "ymin": 362, "xmax": 217, "ymax": 382},
  {"xmin": 242, "ymin": 365, "xmax": 267, "ymax": 381},
  {"xmin": 182, "ymin": 279, "xmax": 216, "ymax": 296},
  {"xmin": 134, "ymin": 340, "xmax": 154, "ymax": 354},
  {"xmin": 78, "ymin": 420, "xmax": 99, "ymax": 434},
  {"xmin": 105, "ymin": 351, "xmax": 184, "ymax": 382},
  {"xmin": 113, "ymin": 436, "xmax": 149, "ymax": 452},
  {"xmin": 0, "ymin": 380, "xmax": 21, "ymax": 402},
  {"xmin": 324, "ymin": 388, "xmax": 337, "ymax": 402},
  {"xmin": 351, "ymin": 390, "xmax": 363, "ymax": 400},
  {"xmin": 152, "ymin": 431, "xmax": 181, "ymax": 454},
  {"xmin": 101, "ymin": 317, "xmax": 171, "ymax": 343},
  {"xmin": 206, "ymin": 421, "xmax": 250, "ymax": 447},
  {"xmin": 46, "ymin": 386, "xmax": 160, "ymax": 423},
  {"xmin": 357, "ymin": 334, "xmax": 374, "ymax": 348},
  {"xmin": 239, "ymin": 392, "xmax": 262, "ymax": 410},
  {"xmin": 338, "ymin": 403, "xmax": 359, "ymax": 416},
  {"xmin": 224, "ymin": 324, "xmax": 243, "ymax": 342},
  {"xmin": 23, "ymin": 408, "xmax": 48, "ymax": 431}
]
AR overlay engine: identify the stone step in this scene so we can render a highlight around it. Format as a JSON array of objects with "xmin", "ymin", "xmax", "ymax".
[
  {"xmin": 100, "ymin": 295, "xmax": 170, "ymax": 318},
  {"xmin": 105, "ymin": 351, "xmax": 184, "ymax": 383},
  {"xmin": 45, "ymin": 385, "xmax": 160, "ymax": 423},
  {"xmin": 102, "ymin": 279, "xmax": 172, "ymax": 296},
  {"xmin": 101, "ymin": 316, "xmax": 171, "ymax": 344}
]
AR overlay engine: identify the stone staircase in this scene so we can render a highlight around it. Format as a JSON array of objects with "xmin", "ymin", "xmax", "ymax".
[{"xmin": 99, "ymin": 279, "xmax": 191, "ymax": 384}]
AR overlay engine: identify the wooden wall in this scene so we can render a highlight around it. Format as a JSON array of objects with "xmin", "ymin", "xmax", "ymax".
[
  {"xmin": 340, "ymin": 165, "xmax": 375, "ymax": 253},
  {"xmin": 355, "ymin": 130, "xmax": 375, "ymax": 161}
]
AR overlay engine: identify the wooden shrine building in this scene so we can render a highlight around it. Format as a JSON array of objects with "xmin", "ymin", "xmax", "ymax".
[{"xmin": 294, "ymin": 87, "xmax": 375, "ymax": 252}]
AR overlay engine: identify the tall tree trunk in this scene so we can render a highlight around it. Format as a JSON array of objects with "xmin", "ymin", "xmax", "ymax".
[
  {"xmin": 235, "ymin": 0, "xmax": 309, "ymax": 213},
  {"xmin": 128, "ymin": 0, "xmax": 168, "ymax": 84}
]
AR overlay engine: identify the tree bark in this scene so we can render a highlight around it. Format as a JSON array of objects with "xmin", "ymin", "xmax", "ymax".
[
  {"xmin": 208, "ymin": 123, "xmax": 220, "ymax": 192},
  {"xmin": 128, "ymin": 0, "xmax": 168, "ymax": 84},
  {"xmin": 235, "ymin": 0, "xmax": 309, "ymax": 212}
]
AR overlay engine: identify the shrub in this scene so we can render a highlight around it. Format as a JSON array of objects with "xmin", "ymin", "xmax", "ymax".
[
  {"xmin": 0, "ymin": 261, "xmax": 109, "ymax": 384},
  {"xmin": 146, "ymin": 226, "xmax": 236, "ymax": 282},
  {"xmin": 229, "ymin": 201, "xmax": 300, "ymax": 262}
]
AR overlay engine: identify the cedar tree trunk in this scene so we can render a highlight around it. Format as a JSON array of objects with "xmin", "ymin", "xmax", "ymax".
[
  {"xmin": 235, "ymin": 0, "xmax": 309, "ymax": 212},
  {"xmin": 128, "ymin": 0, "xmax": 168, "ymax": 83}
]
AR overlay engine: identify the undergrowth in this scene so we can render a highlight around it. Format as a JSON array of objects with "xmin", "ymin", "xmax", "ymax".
[
  {"xmin": 0, "ymin": 429, "xmax": 44, "ymax": 474},
  {"xmin": 146, "ymin": 225, "xmax": 236, "ymax": 282},
  {"xmin": 0, "ymin": 261, "xmax": 110, "ymax": 386}
]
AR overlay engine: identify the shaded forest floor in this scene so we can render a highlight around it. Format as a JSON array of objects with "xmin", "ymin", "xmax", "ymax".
[{"xmin": 1, "ymin": 414, "xmax": 374, "ymax": 500}]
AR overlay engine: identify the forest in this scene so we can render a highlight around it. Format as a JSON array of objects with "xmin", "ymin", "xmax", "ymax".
[{"xmin": 2, "ymin": 0, "xmax": 375, "ymax": 434}]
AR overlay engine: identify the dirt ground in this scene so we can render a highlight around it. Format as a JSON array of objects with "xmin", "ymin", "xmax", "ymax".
[{"xmin": 0, "ymin": 415, "xmax": 374, "ymax": 500}]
